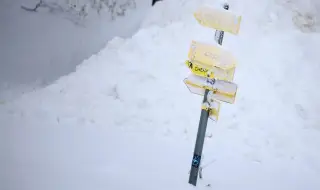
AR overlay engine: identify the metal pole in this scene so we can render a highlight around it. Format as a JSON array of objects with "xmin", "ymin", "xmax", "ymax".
[
  {"xmin": 188, "ymin": 3, "xmax": 229, "ymax": 187},
  {"xmin": 188, "ymin": 89, "xmax": 210, "ymax": 186},
  {"xmin": 215, "ymin": 3, "xmax": 229, "ymax": 45}
]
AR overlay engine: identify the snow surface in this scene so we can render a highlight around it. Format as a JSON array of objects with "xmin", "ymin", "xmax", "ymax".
[
  {"xmin": 1, "ymin": 0, "xmax": 320, "ymax": 190},
  {"xmin": 0, "ymin": 0, "xmax": 150, "ymax": 100}
]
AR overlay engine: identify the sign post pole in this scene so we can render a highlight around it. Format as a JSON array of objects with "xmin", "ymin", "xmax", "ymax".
[{"xmin": 188, "ymin": 3, "xmax": 229, "ymax": 187}]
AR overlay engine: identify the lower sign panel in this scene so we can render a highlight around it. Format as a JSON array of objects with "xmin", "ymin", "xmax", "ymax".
[
  {"xmin": 202, "ymin": 101, "xmax": 221, "ymax": 121},
  {"xmin": 184, "ymin": 74, "xmax": 237, "ymax": 104}
]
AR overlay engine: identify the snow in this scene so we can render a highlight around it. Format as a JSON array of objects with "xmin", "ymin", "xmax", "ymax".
[
  {"xmin": 0, "ymin": 0, "xmax": 150, "ymax": 100},
  {"xmin": 1, "ymin": 0, "xmax": 320, "ymax": 190}
]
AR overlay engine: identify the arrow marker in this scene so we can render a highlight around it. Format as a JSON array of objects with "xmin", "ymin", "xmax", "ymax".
[
  {"xmin": 193, "ymin": 6, "xmax": 241, "ymax": 35},
  {"xmin": 183, "ymin": 74, "xmax": 237, "ymax": 104}
]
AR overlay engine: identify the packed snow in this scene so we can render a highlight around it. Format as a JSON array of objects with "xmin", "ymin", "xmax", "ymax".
[
  {"xmin": 1, "ymin": 0, "xmax": 320, "ymax": 190},
  {"xmin": 0, "ymin": 0, "xmax": 150, "ymax": 100}
]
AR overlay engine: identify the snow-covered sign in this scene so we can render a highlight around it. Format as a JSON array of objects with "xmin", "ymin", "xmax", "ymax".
[
  {"xmin": 193, "ymin": 6, "xmax": 242, "ymax": 35},
  {"xmin": 188, "ymin": 3, "xmax": 240, "ymax": 187},
  {"xmin": 183, "ymin": 74, "xmax": 237, "ymax": 104},
  {"xmin": 185, "ymin": 60, "xmax": 215, "ymax": 79},
  {"xmin": 187, "ymin": 40, "xmax": 236, "ymax": 81}
]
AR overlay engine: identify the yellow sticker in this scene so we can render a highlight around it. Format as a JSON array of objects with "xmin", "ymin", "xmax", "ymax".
[{"xmin": 185, "ymin": 60, "xmax": 214, "ymax": 78}]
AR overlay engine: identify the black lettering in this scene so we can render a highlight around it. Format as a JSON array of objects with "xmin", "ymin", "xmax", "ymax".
[{"xmin": 195, "ymin": 66, "xmax": 208, "ymax": 73}]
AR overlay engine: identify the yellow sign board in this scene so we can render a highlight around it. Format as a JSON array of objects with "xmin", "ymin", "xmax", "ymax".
[
  {"xmin": 187, "ymin": 41, "xmax": 236, "ymax": 81},
  {"xmin": 188, "ymin": 41, "xmax": 237, "ymax": 70},
  {"xmin": 194, "ymin": 6, "xmax": 241, "ymax": 35},
  {"xmin": 184, "ymin": 74, "xmax": 237, "ymax": 104}
]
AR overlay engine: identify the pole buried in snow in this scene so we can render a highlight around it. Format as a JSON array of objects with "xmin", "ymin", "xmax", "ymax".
[
  {"xmin": 188, "ymin": 3, "xmax": 229, "ymax": 187},
  {"xmin": 188, "ymin": 89, "xmax": 210, "ymax": 186}
]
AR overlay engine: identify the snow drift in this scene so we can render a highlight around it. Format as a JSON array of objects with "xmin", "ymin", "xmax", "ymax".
[
  {"xmin": 0, "ymin": 0, "xmax": 150, "ymax": 100},
  {"xmin": 1, "ymin": 0, "xmax": 320, "ymax": 190}
]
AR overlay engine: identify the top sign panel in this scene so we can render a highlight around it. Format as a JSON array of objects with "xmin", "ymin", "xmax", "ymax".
[{"xmin": 194, "ymin": 6, "xmax": 241, "ymax": 35}]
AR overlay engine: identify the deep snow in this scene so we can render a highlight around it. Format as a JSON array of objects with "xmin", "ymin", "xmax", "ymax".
[
  {"xmin": 0, "ymin": 0, "xmax": 150, "ymax": 100},
  {"xmin": 1, "ymin": 0, "xmax": 320, "ymax": 190}
]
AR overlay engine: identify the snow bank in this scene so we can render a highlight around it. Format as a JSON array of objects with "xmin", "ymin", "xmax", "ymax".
[
  {"xmin": 0, "ymin": 0, "xmax": 150, "ymax": 100},
  {"xmin": 1, "ymin": 0, "xmax": 320, "ymax": 190},
  {"xmin": 275, "ymin": 0, "xmax": 320, "ymax": 32}
]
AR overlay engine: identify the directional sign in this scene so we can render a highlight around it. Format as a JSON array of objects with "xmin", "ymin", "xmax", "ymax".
[
  {"xmin": 184, "ymin": 74, "xmax": 237, "ymax": 104},
  {"xmin": 188, "ymin": 3, "xmax": 240, "ymax": 187},
  {"xmin": 193, "ymin": 6, "xmax": 241, "ymax": 35},
  {"xmin": 201, "ymin": 101, "xmax": 220, "ymax": 121},
  {"xmin": 188, "ymin": 41, "xmax": 236, "ymax": 81},
  {"xmin": 188, "ymin": 40, "xmax": 237, "ymax": 70}
]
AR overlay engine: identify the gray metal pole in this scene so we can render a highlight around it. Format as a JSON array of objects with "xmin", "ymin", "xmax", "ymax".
[
  {"xmin": 188, "ymin": 3, "xmax": 229, "ymax": 187},
  {"xmin": 215, "ymin": 3, "xmax": 229, "ymax": 45},
  {"xmin": 188, "ymin": 89, "xmax": 210, "ymax": 186}
]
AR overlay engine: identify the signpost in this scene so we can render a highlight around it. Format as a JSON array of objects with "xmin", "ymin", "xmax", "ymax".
[{"xmin": 186, "ymin": 3, "xmax": 242, "ymax": 186}]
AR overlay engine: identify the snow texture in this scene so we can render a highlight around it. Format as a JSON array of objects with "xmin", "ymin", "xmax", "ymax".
[
  {"xmin": 0, "ymin": 0, "xmax": 150, "ymax": 100},
  {"xmin": 1, "ymin": 0, "xmax": 320, "ymax": 190}
]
